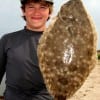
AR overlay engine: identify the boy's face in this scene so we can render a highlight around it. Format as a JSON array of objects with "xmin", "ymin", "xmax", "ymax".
[{"xmin": 22, "ymin": 2, "xmax": 50, "ymax": 31}]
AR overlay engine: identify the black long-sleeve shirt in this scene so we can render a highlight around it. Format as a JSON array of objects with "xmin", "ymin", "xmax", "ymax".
[{"xmin": 0, "ymin": 28, "xmax": 46, "ymax": 92}]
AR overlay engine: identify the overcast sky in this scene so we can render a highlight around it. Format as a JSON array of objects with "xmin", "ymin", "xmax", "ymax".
[{"xmin": 0, "ymin": 0, "xmax": 100, "ymax": 50}]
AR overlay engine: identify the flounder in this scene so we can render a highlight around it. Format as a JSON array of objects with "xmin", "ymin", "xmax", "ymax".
[{"xmin": 37, "ymin": 0, "xmax": 97, "ymax": 99}]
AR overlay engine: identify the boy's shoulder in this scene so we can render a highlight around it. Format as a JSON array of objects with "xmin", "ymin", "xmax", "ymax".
[
  {"xmin": 3, "ymin": 29, "xmax": 25, "ymax": 38},
  {"xmin": 0, "ymin": 29, "xmax": 25, "ymax": 46}
]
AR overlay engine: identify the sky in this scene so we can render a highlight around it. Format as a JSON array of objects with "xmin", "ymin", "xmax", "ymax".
[{"xmin": 0, "ymin": 0, "xmax": 100, "ymax": 50}]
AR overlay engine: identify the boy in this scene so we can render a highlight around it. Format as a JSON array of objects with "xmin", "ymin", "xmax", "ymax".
[{"xmin": 0, "ymin": 0, "xmax": 53, "ymax": 100}]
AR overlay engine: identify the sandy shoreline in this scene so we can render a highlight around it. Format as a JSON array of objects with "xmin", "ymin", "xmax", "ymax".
[{"xmin": 68, "ymin": 61, "xmax": 100, "ymax": 100}]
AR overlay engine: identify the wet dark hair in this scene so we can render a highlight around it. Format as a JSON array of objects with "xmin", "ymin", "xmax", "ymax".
[{"xmin": 21, "ymin": 0, "xmax": 53, "ymax": 21}]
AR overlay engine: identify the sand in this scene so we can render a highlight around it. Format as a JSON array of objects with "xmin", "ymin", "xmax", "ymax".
[{"xmin": 68, "ymin": 60, "xmax": 100, "ymax": 100}]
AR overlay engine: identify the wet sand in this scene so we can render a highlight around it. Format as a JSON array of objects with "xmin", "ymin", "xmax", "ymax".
[{"xmin": 68, "ymin": 60, "xmax": 100, "ymax": 100}]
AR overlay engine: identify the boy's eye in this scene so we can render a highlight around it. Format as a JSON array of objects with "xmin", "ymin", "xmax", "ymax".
[
  {"xmin": 40, "ymin": 6, "xmax": 47, "ymax": 9},
  {"xmin": 26, "ymin": 4, "xmax": 48, "ymax": 10},
  {"xmin": 28, "ymin": 6, "xmax": 34, "ymax": 8}
]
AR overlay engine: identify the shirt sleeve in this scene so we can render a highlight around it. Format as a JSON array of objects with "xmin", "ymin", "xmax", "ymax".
[{"xmin": 0, "ymin": 35, "xmax": 7, "ymax": 84}]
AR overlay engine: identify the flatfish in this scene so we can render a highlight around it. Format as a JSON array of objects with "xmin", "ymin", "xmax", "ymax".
[{"xmin": 37, "ymin": 0, "xmax": 97, "ymax": 99}]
